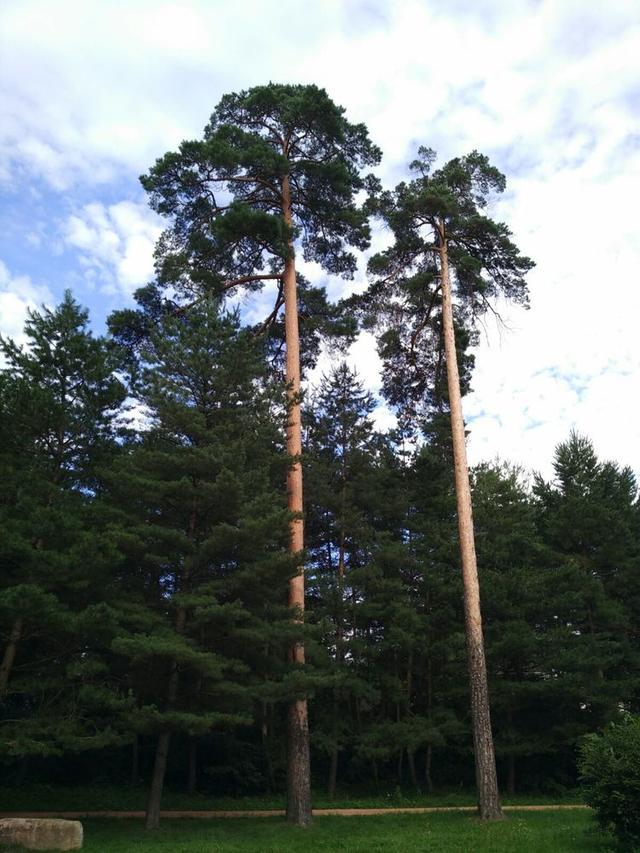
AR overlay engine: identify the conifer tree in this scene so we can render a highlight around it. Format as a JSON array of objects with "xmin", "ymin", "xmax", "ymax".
[
  {"xmin": 532, "ymin": 433, "xmax": 640, "ymax": 768},
  {"xmin": 138, "ymin": 84, "xmax": 381, "ymax": 824},
  {"xmin": 471, "ymin": 462, "xmax": 549, "ymax": 794},
  {"xmin": 403, "ymin": 440, "xmax": 466, "ymax": 792},
  {"xmin": 107, "ymin": 301, "xmax": 295, "ymax": 829},
  {"xmin": 304, "ymin": 362, "xmax": 378, "ymax": 795},
  {"xmin": 360, "ymin": 149, "xmax": 534, "ymax": 818},
  {"xmin": 0, "ymin": 293, "xmax": 126, "ymax": 757}
]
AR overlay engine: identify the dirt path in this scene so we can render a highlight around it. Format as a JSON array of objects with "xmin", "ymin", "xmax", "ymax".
[{"xmin": 0, "ymin": 805, "xmax": 588, "ymax": 819}]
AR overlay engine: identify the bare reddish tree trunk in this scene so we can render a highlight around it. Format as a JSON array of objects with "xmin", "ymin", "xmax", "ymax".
[
  {"xmin": 282, "ymin": 172, "xmax": 312, "ymax": 827},
  {"xmin": 0, "ymin": 617, "xmax": 23, "ymax": 699},
  {"xmin": 438, "ymin": 221, "xmax": 503, "ymax": 821}
]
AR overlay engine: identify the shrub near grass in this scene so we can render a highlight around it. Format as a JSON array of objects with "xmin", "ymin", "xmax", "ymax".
[{"xmin": 579, "ymin": 712, "xmax": 640, "ymax": 848}]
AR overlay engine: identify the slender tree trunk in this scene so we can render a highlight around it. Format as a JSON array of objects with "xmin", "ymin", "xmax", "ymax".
[
  {"xmin": 131, "ymin": 735, "xmax": 139, "ymax": 786},
  {"xmin": 408, "ymin": 750, "xmax": 418, "ymax": 789},
  {"xmin": 146, "ymin": 506, "xmax": 194, "ymax": 830},
  {"xmin": 507, "ymin": 754, "xmax": 516, "ymax": 796},
  {"xmin": 187, "ymin": 738, "xmax": 197, "ymax": 795},
  {"xmin": 327, "ymin": 747, "xmax": 338, "ymax": 800},
  {"xmin": 397, "ymin": 748, "xmax": 404, "ymax": 784},
  {"xmin": 146, "ymin": 731, "xmax": 171, "ymax": 830},
  {"xmin": 146, "ymin": 654, "xmax": 181, "ymax": 829},
  {"xmin": 0, "ymin": 617, "xmax": 23, "ymax": 698},
  {"xmin": 282, "ymin": 171, "xmax": 312, "ymax": 827},
  {"xmin": 396, "ymin": 695, "xmax": 403, "ymax": 784},
  {"xmin": 425, "ymin": 653, "xmax": 435, "ymax": 793},
  {"xmin": 425, "ymin": 744, "xmax": 434, "ymax": 793},
  {"xmin": 438, "ymin": 222, "xmax": 503, "ymax": 821},
  {"xmin": 261, "ymin": 703, "xmax": 276, "ymax": 792},
  {"xmin": 328, "ymin": 485, "xmax": 347, "ymax": 801}
]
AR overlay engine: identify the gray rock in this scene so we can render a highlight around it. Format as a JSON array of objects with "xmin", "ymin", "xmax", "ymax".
[{"xmin": 0, "ymin": 818, "xmax": 83, "ymax": 850}]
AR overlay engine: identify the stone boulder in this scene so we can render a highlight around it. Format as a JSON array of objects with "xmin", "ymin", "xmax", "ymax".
[{"xmin": 0, "ymin": 818, "xmax": 82, "ymax": 850}]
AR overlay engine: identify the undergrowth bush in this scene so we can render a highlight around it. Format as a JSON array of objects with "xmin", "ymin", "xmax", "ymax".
[{"xmin": 579, "ymin": 712, "xmax": 640, "ymax": 849}]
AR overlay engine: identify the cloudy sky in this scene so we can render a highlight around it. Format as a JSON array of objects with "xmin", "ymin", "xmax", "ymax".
[{"xmin": 1, "ymin": 0, "xmax": 639, "ymax": 478}]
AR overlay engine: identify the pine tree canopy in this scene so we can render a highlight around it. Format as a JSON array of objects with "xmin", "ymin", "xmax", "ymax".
[
  {"xmin": 348, "ymin": 149, "xmax": 534, "ymax": 433},
  {"xmin": 141, "ymin": 83, "xmax": 381, "ymax": 297}
]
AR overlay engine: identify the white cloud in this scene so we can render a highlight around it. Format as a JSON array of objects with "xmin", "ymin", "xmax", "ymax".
[
  {"xmin": 62, "ymin": 201, "xmax": 162, "ymax": 296},
  {"xmin": 0, "ymin": 260, "xmax": 53, "ymax": 345},
  {"xmin": 1, "ymin": 0, "xmax": 639, "ymax": 475}
]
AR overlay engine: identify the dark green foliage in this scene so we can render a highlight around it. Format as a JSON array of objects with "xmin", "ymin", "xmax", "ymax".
[
  {"xmin": 579, "ymin": 713, "xmax": 640, "ymax": 848},
  {"xmin": 303, "ymin": 363, "xmax": 382, "ymax": 790},
  {"xmin": 143, "ymin": 84, "xmax": 381, "ymax": 287},
  {"xmin": 471, "ymin": 463, "xmax": 555, "ymax": 793},
  {"xmin": 132, "ymin": 83, "xmax": 381, "ymax": 377},
  {"xmin": 352, "ymin": 147, "xmax": 534, "ymax": 432},
  {"xmin": 532, "ymin": 433, "xmax": 640, "ymax": 761},
  {"xmin": 3, "ymin": 288, "xmax": 639, "ymax": 802},
  {"xmin": 105, "ymin": 300, "xmax": 296, "ymax": 800},
  {"xmin": 0, "ymin": 292, "xmax": 127, "ymax": 757},
  {"xmin": 0, "ymin": 290, "xmax": 125, "ymax": 488}
]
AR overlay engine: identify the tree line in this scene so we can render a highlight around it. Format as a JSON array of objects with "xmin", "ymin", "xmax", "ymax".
[{"xmin": 1, "ymin": 84, "xmax": 638, "ymax": 829}]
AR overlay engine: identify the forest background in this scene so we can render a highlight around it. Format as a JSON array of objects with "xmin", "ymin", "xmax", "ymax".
[{"xmin": 0, "ymin": 0, "xmax": 639, "ymax": 830}]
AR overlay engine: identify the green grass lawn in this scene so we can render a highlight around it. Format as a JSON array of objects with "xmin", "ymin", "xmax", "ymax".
[
  {"xmin": 66, "ymin": 812, "xmax": 610, "ymax": 852},
  {"xmin": 0, "ymin": 783, "xmax": 584, "ymax": 812}
]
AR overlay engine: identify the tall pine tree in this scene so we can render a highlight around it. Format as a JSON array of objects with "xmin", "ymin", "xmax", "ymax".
[
  {"xmin": 138, "ymin": 84, "xmax": 381, "ymax": 824},
  {"xmin": 360, "ymin": 149, "xmax": 534, "ymax": 818}
]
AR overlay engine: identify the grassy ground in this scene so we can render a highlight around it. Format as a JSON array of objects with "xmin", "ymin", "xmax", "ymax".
[
  {"xmin": 0, "ymin": 783, "xmax": 584, "ymax": 812},
  {"xmin": 52, "ymin": 812, "xmax": 612, "ymax": 852}
]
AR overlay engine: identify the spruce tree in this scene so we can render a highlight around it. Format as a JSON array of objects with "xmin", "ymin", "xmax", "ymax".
[
  {"xmin": 304, "ymin": 362, "xmax": 378, "ymax": 796},
  {"xmin": 470, "ymin": 462, "xmax": 549, "ymax": 794},
  {"xmin": 107, "ymin": 301, "xmax": 295, "ymax": 829},
  {"xmin": 404, "ymin": 439, "xmax": 467, "ymax": 792},
  {"xmin": 0, "ymin": 292, "xmax": 126, "ymax": 759},
  {"xmin": 359, "ymin": 149, "xmax": 534, "ymax": 818},
  {"xmin": 532, "ymin": 433, "xmax": 640, "ymax": 771},
  {"xmin": 138, "ymin": 84, "xmax": 381, "ymax": 824}
]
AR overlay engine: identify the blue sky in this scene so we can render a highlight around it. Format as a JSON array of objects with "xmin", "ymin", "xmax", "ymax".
[{"xmin": 1, "ymin": 0, "xmax": 639, "ymax": 477}]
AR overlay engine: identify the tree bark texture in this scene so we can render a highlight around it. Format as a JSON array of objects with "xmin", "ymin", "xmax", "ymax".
[
  {"xmin": 438, "ymin": 222, "xmax": 503, "ymax": 821},
  {"xmin": 282, "ymin": 172, "xmax": 312, "ymax": 827},
  {"xmin": 0, "ymin": 617, "xmax": 23, "ymax": 699},
  {"xmin": 146, "ymin": 652, "xmax": 181, "ymax": 829},
  {"xmin": 145, "ymin": 731, "xmax": 171, "ymax": 830}
]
